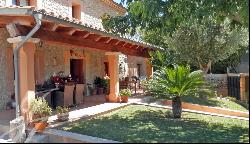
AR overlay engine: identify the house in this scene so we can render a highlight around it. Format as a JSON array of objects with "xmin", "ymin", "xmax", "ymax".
[{"xmin": 0, "ymin": 0, "xmax": 157, "ymax": 121}]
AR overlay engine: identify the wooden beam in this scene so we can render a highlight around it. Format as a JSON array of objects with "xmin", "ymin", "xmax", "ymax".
[
  {"xmin": 83, "ymin": 33, "xmax": 91, "ymax": 38},
  {"xmin": 50, "ymin": 23, "xmax": 60, "ymax": 31},
  {"xmin": 0, "ymin": 16, "xmax": 34, "ymax": 26},
  {"xmin": 105, "ymin": 38, "xmax": 113, "ymax": 44},
  {"xmin": 17, "ymin": 25, "xmax": 150, "ymax": 57}
]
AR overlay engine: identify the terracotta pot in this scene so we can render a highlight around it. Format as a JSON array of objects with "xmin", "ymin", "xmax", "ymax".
[
  {"xmin": 121, "ymin": 96, "xmax": 129, "ymax": 103},
  {"xmin": 57, "ymin": 113, "xmax": 69, "ymax": 122},
  {"xmin": 97, "ymin": 87, "xmax": 104, "ymax": 95},
  {"xmin": 105, "ymin": 95, "xmax": 109, "ymax": 102},
  {"xmin": 92, "ymin": 89, "xmax": 97, "ymax": 95},
  {"xmin": 34, "ymin": 122, "xmax": 48, "ymax": 133}
]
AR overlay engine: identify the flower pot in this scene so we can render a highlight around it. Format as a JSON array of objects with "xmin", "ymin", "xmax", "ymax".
[
  {"xmin": 121, "ymin": 96, "xmax": 129, "ymax": 103},
  {"xmin": 57, "ymin": 113, "xmax": 69, "ymax": 122},
  {"xmin": 92, "ymin": 89, "xmax": 97, "ymax": 95},
  {"xmin": 97, "ymin": 87, "xmax": 104, "ymax": 95},
  {"xmin": 34, "ymin": 122, "xmax": 48, "ymax": 133}
]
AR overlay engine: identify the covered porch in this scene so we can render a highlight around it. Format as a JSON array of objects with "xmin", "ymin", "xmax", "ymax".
[{"xmin": 0, "ymin": 6, "xmax": 156, "ymax": 122}]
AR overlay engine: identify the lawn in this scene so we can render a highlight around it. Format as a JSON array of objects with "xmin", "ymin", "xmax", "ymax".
[
  {"xmin": 59, "ymin": 105, "xmax": 249, "ymax": 143},
  {"xmin": 181, "ymin": 96, "xmax": 249, "ymax": 112}
]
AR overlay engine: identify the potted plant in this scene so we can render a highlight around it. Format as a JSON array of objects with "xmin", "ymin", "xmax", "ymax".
[
  {"xmin": 30, "ymin": 97, "xmax": 52, "ymax": 132},
  {"xmin": 94, "ymin": 77, "xmax": 104, "ymax": 95},
  {"xmin": 119, "ymin": 89, "xmax": 132, "ymax": 103},
  {"xmin": 56, "ymin": 106, "xmax": 69, "ymax": 122}
]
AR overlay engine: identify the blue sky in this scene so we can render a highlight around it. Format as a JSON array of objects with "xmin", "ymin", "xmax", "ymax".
[{"xmin": 114, "ymin": 0, "xmax": 122, "ymax": 3}]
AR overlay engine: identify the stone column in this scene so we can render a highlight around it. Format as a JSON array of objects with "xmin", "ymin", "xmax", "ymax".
[
  {"xmin": 7, "ymin": 36, "xmax": 40, "ymax": 121},
  {"xmin": 105, "ymin": 52, "xmax": 121, "ymax": 102}
]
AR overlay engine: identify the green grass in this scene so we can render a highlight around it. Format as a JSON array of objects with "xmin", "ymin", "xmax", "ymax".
[
  {"xmin": 181, "ymin": 96, "xmax": 248, "ymax": 112},
  {"xmin": 59, "ymin": 105, "xmax": 249, "ymax": 143}
]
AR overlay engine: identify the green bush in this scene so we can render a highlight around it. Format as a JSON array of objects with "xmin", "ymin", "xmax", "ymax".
[
  {"xmin": 119, "ymin": 89, "xmax": 132, "ymax": 97},
  {"xmin": 30, "ymin": 97, "xmax": 52, "ymax": 116},
  {"xmin": 56, "ymin": 106, "xmax": 69, "ymax": 114}
]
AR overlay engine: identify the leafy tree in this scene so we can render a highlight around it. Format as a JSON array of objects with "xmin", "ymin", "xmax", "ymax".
[
  {"xmin": 148, "ymin": 50, "xmax": 177, "ymax": 70},
  {"xmin": 103, "ymin": 0, "xmax": 249, "ymax": 36},
  {"xmin": 212, "ymin": 47, "xmax": 249, "ymax": 73},
  {"xmin": 102, "ymin": 0, "xmax": 249, "ymax": 73},
  {"xmin": 145, "ymin": 65, "xmax": 205, "ymax": 118},
  {"xmin": 164, "ymin": 19, "xmax": 249, "ymax": 72}
]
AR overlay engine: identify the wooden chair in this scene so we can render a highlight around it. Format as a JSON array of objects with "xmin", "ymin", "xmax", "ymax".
[
  {"xmin": 75, "ymin": 84, "xmax": 85, "ymax": 105},
  {"xmin": 55, "ymin": 84, "xmax": 74, "ymax": 107},
  {"xmin": 120, "ymin": 77, "xmax": 130, "ymax": 89}
]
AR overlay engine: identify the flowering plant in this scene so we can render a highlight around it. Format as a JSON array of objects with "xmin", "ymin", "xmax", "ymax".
[{"xmin": 51, "ymin": 75, "xmax": 64, "ymax": 85}]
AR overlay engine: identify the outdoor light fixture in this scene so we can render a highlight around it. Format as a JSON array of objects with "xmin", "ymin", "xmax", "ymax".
[{"xmin": 38, "ymin": 41, "xmax": 43, "ymax": 47}]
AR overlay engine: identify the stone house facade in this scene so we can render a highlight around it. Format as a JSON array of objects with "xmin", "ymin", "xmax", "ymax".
[{"xmin": 0, "ymin": 0, "xmax": 154, "ymax": 111}]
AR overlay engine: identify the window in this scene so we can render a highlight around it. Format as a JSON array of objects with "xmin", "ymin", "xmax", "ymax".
[
  {"xmin": 72, "ymin": 1, "xmax": 81, "ymax": 19},
  {"xmin": 13, "ymin": 0, "xmax": 30, "ymax": 6}
]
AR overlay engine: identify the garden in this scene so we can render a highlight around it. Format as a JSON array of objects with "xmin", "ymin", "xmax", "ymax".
[
  {"xmin": 32, "ymin": 0, "xmax": 249, "ymax": 143},
  {"xmin": 59, "ymin": 105, "xmax": 249, "ymax": 143}
]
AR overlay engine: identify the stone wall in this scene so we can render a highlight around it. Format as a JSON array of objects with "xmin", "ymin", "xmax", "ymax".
[
  {"xmin": 36, "ymin": 0, "xmax": 124, "ymax": 30},
  {"xmin": 127, "ymin": 55, "xmax": 147, "ymax": 78},
  {"xmin": 0, "ymin": 28, "xmax": 13, "ymax": 110},
  {"xmin": 36, "ymin": 42, "xmax": 106, "ymax": 86},
  {"xmin": 38, "ymin": 0, "xmax": 71, "ymax": 17},
  {"xmin": 204, "ymin": 74, "xmax": 228, "ymax": 97}
]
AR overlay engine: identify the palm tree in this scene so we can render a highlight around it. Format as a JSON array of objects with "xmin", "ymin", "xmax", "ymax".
[{"xmin": 154, "ymin": 65, "xmax": 205, "ymax": 118}]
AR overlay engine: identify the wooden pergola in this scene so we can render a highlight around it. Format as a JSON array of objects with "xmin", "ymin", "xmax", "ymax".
[{"xmin": 0, "ymin": 7, "xmax": 159, "ymax": 58}]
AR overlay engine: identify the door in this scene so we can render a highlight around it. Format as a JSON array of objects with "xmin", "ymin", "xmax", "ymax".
[{"xmin": 70, "ymin": 59, "xmax": 84, "ymax": 82}]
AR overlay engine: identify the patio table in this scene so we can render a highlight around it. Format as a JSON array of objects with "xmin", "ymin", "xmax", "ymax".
[{"xmin": 36, "ymin": 88, "xmax": 60, "ymax": 109}]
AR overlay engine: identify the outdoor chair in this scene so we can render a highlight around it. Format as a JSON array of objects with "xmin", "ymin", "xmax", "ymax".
[
  {"xmin": 75, "ymin": 84, "xmax": 85, "ymax": 105},
  {"xmin": 55, "ymin": 84, "xmax": 74, "ymax": 107},
  {"xmin": 120, "ymin": 77, "xmax": 130, "ymax": 89}
]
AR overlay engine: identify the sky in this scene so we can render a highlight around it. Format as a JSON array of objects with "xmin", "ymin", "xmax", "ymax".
[{"xmin": 114, "ymin": 0, "xmax": 122, "ymax": 4}]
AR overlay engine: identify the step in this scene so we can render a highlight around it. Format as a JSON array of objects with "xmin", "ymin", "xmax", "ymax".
[
  {"xmin": 27, "ymin": 134, "xmax": 49, "ymax": 143},
  {"xmin": 0, "ymin": 124, "xmax": 10, "ymax": 139}
]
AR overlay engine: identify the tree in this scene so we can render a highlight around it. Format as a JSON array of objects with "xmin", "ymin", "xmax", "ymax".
[
  {"xmin": 103, "ymin": 0, "xmax": 249, "ymax": 37},
  {"xmin": 146, "ymin": 65, "xmax": 205, "ymax": 118},
  {"xmin": 102, "ymin": 0, "xmax": 249, "ymax": 73},
  {"xmin": 164, "ymin": 19, "xmax": 249, "ymax": 73}
]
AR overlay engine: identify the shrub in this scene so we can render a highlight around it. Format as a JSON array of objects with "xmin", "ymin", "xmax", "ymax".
[
  {"xmin": 30, "ymin": 97, "xmax": 52, "ymax": 116},
  {"xmin": 56, "ymin": 106, "xmax": 69, "ymax": 114},
  {"xmin": 119, "ymin": 89, "xmax": 132, "ymax": 97}
]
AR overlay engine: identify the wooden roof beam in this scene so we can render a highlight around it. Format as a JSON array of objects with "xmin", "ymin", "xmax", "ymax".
[{"xmin": 17, "ymin": 25, "xmax": 150, "ymax": 57}]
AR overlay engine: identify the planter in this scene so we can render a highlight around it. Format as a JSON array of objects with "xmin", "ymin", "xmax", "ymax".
[
  {"xmin": 120, "ymin": 96, "xmax": 129, "ymax": 103},
  {"xmin": 34, "ymin": 122, "xmax": 48, "ymax": 133},
  {"xmin": 57, "ymin": 113, "xmax": 69, "ymax": 122},
  {"xmin": 105, "ymin": 95, "xmax": 109, "ymax": 102},
  {"xmin": 97, "ymin": 87, "xmax": 104, "ymax": 95},
  {"xmin": 92, "ymin": 89, "xmax": 97, "ymax": 95}
]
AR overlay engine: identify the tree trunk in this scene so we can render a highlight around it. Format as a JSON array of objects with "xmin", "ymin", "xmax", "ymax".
[{"xmin": 172, "ymin": 96, "xmax": 182, "ymax": 118}]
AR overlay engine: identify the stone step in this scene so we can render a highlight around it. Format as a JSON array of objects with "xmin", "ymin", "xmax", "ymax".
[
  {"xmin": 0, "ymin": 124, "xmax": 10, "ymax": 139},
  {"xmin": 25, "ymin": 131, "xmax": 49, "ymax": 143}
]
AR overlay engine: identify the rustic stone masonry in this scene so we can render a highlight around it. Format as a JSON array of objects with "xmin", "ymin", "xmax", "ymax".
[
  {"xmin": 0, "ymin": 28, "xmax": 13, "ymax": 110},
  {"xmin": 204, "ymin": 74, "xmax": 228, "ymax": 97}
]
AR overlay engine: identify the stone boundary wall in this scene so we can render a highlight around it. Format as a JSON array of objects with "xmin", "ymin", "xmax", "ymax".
[
  {"xmin": 204, "ymin": 74, "xmax": 228, "ymax": 97},
  {"xmin": 44, "ymin": 129, "xmax": 121, "ymax": 143}
]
